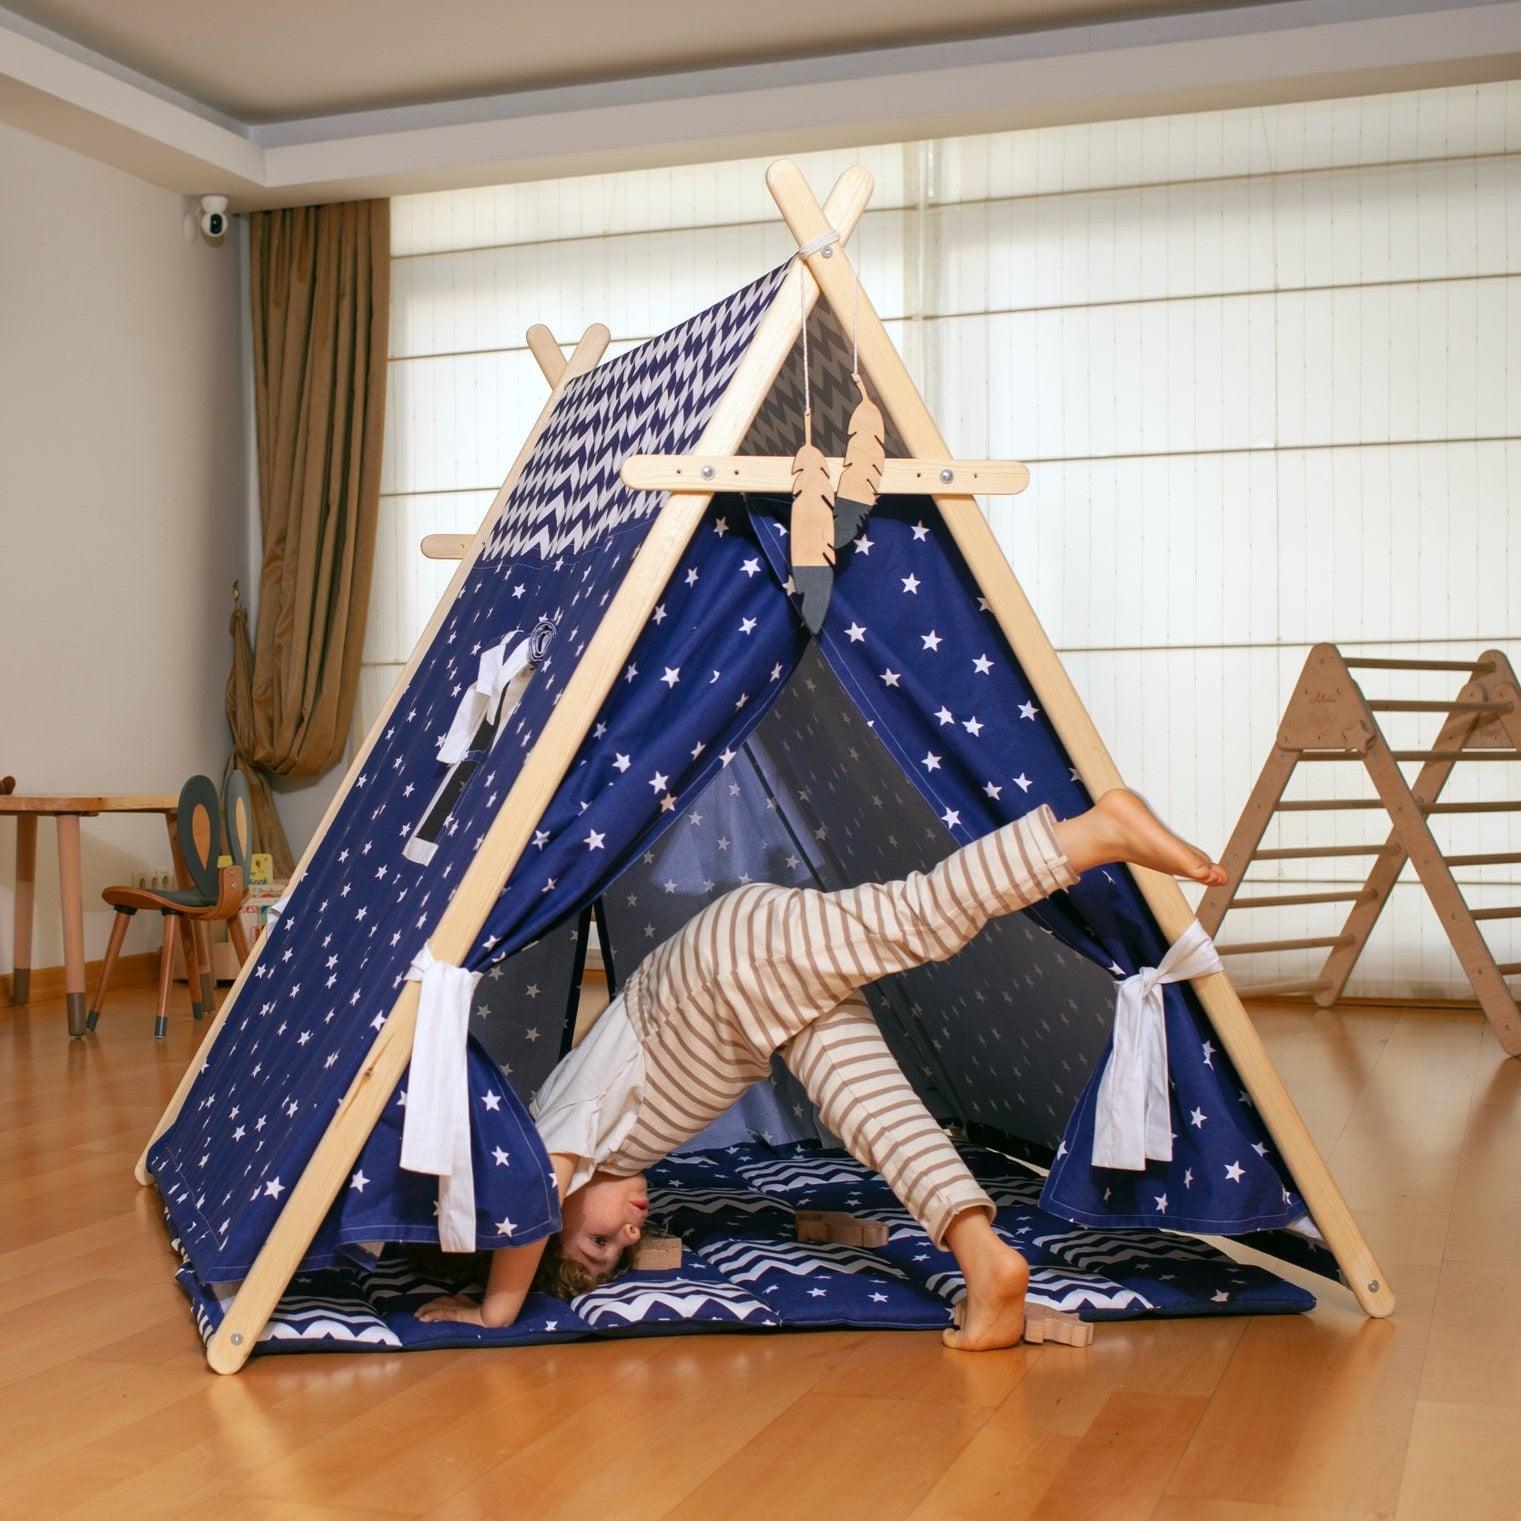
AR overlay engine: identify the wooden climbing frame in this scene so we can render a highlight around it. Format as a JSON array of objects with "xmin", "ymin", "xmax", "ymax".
[{"xmin": 1198, "ymin": 643, "xmax": 1521, "ymax": 1054}]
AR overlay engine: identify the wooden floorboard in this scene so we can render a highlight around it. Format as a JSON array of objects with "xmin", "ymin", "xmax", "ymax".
[{"xmin": 2, "ymin": 984, "xmax": 1517, "ymax": 1520}]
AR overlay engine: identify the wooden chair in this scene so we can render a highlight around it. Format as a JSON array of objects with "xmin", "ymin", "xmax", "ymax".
[{"xmin": 87, "ymin": 775, "xmax": 248, "ymax": 1039}]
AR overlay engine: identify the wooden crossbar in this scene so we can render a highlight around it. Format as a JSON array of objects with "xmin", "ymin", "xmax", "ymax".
[
  {"xmin": 1234, "ymin": 978, "xmax": 1335, "ymax": 998},
  {"xmin": 620, "ymin": 455, "xmax": 1030, "ymax": 496},
  {"xmin": 1343, "ymin": 657, "xmax": 1495, "ymax": 673},
  {"xmin": 1198, "ymin": 643, "xmax": 1521, "ymax": 1056},
  {"xmin": 1230, "ymin": 890, "xmax": 1374, "ymax": 909}
]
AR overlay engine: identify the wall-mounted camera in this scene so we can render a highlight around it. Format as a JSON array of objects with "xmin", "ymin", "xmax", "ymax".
[{"xmin": 199, "ymin": 195, "xmax": 229, "ymax": 241}]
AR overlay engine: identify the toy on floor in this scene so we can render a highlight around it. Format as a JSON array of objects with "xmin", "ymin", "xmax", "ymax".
[
  {"xmin": 1023, "ymin": 1307, "xmax": 1094, "ymax": 1347},
  {"xmin": 632, "ymin": 1232, "xmax": 683, "ymax": 1270},
  {"xmin": 795, "ymin": 1208, "xmax": 890, "ymax": 1248}
]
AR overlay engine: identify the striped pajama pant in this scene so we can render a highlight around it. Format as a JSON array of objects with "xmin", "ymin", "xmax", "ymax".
[{"xmin": 602, "ymin": 805, "xmax": 1077, "ymax": 1247}]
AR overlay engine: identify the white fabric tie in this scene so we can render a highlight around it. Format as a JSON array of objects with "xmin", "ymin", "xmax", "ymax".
[
  {"xmin": 437, "ymin": 631, "xmax": 535, "ymax": 765},
  {"xmin": 1091, "ymin": 920, "xmax": 1223, "ymax": 1171},
  {"xmin": 401, "ymin": 945, "xmax": 482, "ymax": 1252}
]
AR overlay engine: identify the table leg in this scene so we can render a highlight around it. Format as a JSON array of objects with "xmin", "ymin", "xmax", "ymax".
[
  {"xmin": 55, "ymin": 815, "xmax": 87, "ymax": 1037},
  {"xmin": 10, "ymin": 815, "xmax": 37, "ymax": 1004}
]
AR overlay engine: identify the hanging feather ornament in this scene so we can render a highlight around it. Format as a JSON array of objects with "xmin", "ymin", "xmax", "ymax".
[
  {"xmin": 790, "ymin": 413, "xmax": 836, "ymax": 635},
  {"xmin": 834, "ymin": 373, "xmax": 885, "ymax": 550}
]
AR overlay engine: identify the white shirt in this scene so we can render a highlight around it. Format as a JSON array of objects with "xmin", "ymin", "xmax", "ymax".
[{"xmin": 529, "ymin": 991, "xmax": 646, "ymax": 1198}]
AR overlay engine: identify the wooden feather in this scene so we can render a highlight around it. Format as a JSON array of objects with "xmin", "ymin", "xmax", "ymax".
[
  {"xmin": 834, "ymin": 381, "xmax": 885, "ymax": 549},
  {"xmin": 790, "ymin": 438, "xmax": 835, "ymax": 633}
]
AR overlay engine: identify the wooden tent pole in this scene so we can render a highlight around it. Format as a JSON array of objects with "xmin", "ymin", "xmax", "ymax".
[
  {"xmin": 135, "ymin": 323, "xmax": 611, "ymax": 1188},
  {"xmin": 525, "ymin": 324, "xmax": 569, "ymax": 386},
  {"xmin": 765, "ymin": 159, "xmax": 1394, "ymax": 1319},
  {"xmin": 202, "ymin": 169, "xmax": 875, "ymax": 1373}
]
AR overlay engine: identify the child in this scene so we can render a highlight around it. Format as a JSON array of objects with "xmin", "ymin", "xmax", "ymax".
[{"xmin": 417, "ymin": 789, "xmax": 1226, "ymax": 1349}]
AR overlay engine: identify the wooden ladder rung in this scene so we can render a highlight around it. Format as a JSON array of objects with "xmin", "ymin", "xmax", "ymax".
[
  {"xmin": 1297, "ymin": 749, "xmax": 1521, "ymax": 762},
  {"xmin": 1388, "ymin": 750, "xmax": 1521, "ymax": 762},
  {"xmin": 1237, "ymin": 978, "xmax": 1335, "ymax": 998},
  {"xmin": 1424, "ymin": 800, "xmax": 1521, "ymax": 814},
  {"xmin": 1251, "ymin": 844, "xmax": 1398, "ymax": 860},
  {"xmin": 1472, "ymin": 905, "xmax": 1521, "ymax": 922},
  {"xmin": 1366, "ymin": 700, "xmax": 1511, "ymax": 714},
  {"xmin": 1217, "ymin": 935, "xmax": 1353, "ymax": 956},
  {"xmin": 1275, "ymin": 798, "xmax": 1386, "ymax": 811},
  {"xmin": 1229, "ymin": 890, "xmax": 1373, "ymax": 908},
  {"xmin": 1343, "ymin": 657, "xmax": 1495, "ymax": 673},
  {"xmin": 1496, "ymin": 963, "xmax": 1521, "ymax": 977},
  {"xmin": 1275, "ymin": 798, "xmax": 1521, "ymax": 814},
  {"xmin": 1442, "ymin": 852, "xmax": 1521, "ymax": 867}
]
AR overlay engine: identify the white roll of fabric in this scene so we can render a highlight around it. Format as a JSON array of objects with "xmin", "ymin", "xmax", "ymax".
[
  {"xmin": 400, "ymin": 944, "xmax": 483, "ymax": 1252},
  {"xmin": 1091, "ymin": 919, "xmax": 1223, "ymax": 1171}
]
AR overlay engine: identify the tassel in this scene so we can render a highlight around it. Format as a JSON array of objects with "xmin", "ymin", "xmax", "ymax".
[
  {"xmin": 835, "ymin": 377, "xmax": 885, "ymax": 550},
  {"xmin": 790, "ymin": 427, "xmax": 835, "ymax": 635}
]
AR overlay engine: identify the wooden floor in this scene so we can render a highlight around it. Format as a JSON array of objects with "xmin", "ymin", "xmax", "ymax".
[{"xmin": 3, "ymin": 982, "xmax": 1519, "ymax": 1521}]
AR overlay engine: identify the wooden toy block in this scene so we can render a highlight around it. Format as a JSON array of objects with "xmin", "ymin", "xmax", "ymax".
[
  {"xmin": 1024, "ymin": 1307, "xmax": 1094, "ymax": 1347},
  {"xmin": 794, "ymin": 1209, "xmax": 890, "ymax": 1248},
  {"xmin": 633, "ymin": 1233, "xmax": 682, "ymax": 1271}
]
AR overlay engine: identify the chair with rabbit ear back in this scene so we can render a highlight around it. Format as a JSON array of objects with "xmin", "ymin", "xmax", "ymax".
[
  {"xmin": 221, "ymin": 769, "xmax": 255, "ymax": 965},
  {"xmin": 90, "ymin": 774, "xmax": 246, "ymax": 1039}
]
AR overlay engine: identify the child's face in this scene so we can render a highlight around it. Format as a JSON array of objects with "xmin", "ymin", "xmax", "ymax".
[{"xmin": 559, "ymin": 1172, "xmax": 648, "ymax": 1278}]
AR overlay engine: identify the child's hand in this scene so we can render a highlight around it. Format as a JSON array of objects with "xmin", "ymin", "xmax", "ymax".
[{"xmin": 415, "ymin": 1293, "xmax": 486, "ymax": 1327}]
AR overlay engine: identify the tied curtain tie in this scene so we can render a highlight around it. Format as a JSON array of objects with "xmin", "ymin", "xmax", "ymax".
[
  {"xmin": 1091, "ymin": 920, "xmax": 1223, "ymax": 1171},
  {"xmin": 437, "ymin": 631, "xmax": 537, "ymax": 765},
  {"xmin": 400, "ymin": 946, "xmax": 482, "ymax": 1252}
]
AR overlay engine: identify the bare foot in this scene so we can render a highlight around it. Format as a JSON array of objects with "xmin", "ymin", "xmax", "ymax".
[
  {"xmin": 1092, "ymin": 788, "xmax": 1228, "ymax": 887},
  {"xmin": 942, "ymin": 1245, "xmax": 1030, "ymax": 1351}
]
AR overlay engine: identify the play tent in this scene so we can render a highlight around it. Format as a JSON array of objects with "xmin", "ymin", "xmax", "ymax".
[{"xmin": 140, "ymin": 163, "xmax": 1390, "ymax": 1372}]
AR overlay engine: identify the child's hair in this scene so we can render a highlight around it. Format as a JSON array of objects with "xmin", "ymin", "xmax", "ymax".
[{"xmin": 531, "ymin": 1232, "xmax": 640, "ymax": 1299}]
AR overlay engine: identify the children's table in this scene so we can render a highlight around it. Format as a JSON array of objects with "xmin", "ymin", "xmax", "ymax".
[{"xmin": 1, "ymin": 794, "xmax": 181, "ymax": 1036}]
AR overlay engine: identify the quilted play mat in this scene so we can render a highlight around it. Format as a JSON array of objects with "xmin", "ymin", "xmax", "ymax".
[{"xmin": 174, "ymin": 1141, "xmax": 1313, "ymax": 1356}]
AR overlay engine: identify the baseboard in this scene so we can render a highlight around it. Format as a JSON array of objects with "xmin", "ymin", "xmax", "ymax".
[{"xmin": 3, "ymin": 951, "xmax": 159, "ymax": 1007}]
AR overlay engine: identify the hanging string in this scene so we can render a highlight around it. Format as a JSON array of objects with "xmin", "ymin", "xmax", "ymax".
[
  {"xmin": 850, "ymin": 243, "xmax": 862, "ymax": 383},
  {"xmin": 799, "ymin": 258, "xmax": 813, "ymax": 447}
]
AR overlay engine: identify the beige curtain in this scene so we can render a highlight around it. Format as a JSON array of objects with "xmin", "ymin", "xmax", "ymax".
[{"xmin": 228, "ymin": 199, "xmax": 389, "ymax": 877}]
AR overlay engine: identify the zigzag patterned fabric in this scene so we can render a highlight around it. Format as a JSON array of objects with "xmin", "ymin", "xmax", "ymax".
[
  {"xmin": 170, "ymin": 1142, "xmax": 1313, "ymax": 1357},
  {"xmin": 151, "ymin": 260, "xmax": 1324, "ymax": 1332}
]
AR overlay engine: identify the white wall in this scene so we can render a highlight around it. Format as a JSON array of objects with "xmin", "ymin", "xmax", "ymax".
[
  {"xmin": 0, "ymin": 119, "xmax": 249, "ymax": 973},
  {"xmin": 364, "ymin": 82, "xmax": 1521, "ymax": 1002}
]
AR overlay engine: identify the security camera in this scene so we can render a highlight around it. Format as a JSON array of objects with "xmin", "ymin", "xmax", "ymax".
[{"xmin": 199, "ymin": 195, "xmax": 229, "ymax": 240}]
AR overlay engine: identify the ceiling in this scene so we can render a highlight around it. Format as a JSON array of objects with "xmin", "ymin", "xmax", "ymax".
[
  {"xmin": 5, "ymin": 0, "xmax": 1280, "ymax": 122},
  {"xmin": 1, "ymin": 0, "xmax": 1514, "ymax": 206}
]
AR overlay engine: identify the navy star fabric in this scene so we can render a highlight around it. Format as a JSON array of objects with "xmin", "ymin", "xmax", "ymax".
[{"xmin": 152, "ymin": 263, "xmax": 1318, "ymax": 1314}]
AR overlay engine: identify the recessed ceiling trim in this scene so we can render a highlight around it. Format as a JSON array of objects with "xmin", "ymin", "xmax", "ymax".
[{"xmin": 1, "ymin": 0, "xmax": 1516, "ymax": 207}]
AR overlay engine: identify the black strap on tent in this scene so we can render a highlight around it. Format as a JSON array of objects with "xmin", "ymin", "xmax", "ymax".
[
  {"xmin": 557, "ymin": 903, "xmax": 595, "ymax": 1060},
  {"xmin": 592, "ymin": 895, "xmax": 618, "ymax": 997}
]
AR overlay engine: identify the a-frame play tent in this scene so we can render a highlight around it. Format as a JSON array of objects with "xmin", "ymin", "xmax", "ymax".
[{"xmin": 140, "ymin": 163, "xmax": 1392, "ymax": 1373}]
